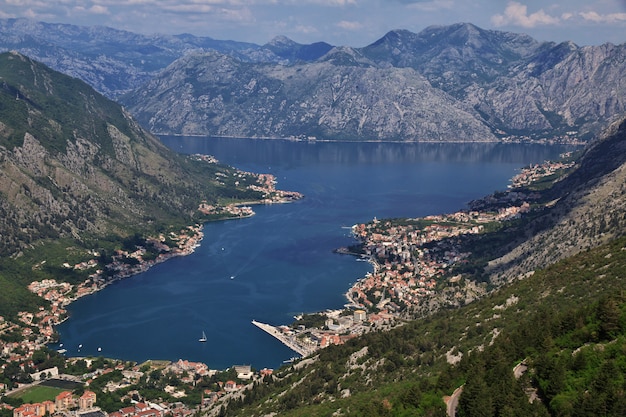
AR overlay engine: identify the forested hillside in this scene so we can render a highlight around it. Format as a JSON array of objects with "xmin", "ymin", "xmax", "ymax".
[
  {"xmin": 219, "ymin": 230, "xmax": 626, "ymax": 417},
  {"xmin": 211, "ymin": 118, "xmax": 626, "ymax": 416}
]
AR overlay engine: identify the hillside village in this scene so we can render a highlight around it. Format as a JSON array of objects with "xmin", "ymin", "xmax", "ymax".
[{"xmin": 0, "ymin": 155, "xmax": 575, "ymax": 416}]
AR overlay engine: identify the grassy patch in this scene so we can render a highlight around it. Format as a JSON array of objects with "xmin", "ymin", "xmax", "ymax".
[{"xmin": 11, "ymin": 385, "xmax": 65, "ymax": 403}]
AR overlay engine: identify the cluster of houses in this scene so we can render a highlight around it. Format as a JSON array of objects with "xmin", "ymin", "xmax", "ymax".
[
  {"xmin": 509, "ymin": 157, "xmax": 574, "ymax": 188},
  {"xmin": 349, "ymin": 212, "xmax": 503, "ymax": 313},
  {"xmin": 108, "ymin": 402, "xmax": 163, "ymax": 417},
  {"xmin": 12, "ymin": 390, "xmax": 97, "ymax": 417}
]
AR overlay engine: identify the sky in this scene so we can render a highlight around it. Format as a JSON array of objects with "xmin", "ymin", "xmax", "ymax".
[{"xmin": 1, "ymin": 0, "xmax": 625, "ymax": 47}]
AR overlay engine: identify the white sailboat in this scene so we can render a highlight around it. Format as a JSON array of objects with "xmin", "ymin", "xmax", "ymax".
[{"xmin": 199, "ymin": 331, "xmax": 207, "ymax": 342}]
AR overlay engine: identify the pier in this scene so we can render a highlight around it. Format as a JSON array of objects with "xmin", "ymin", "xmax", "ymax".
[{"xmin": 251, "ymin": 320, "xmax": 310, "ymax": 357}]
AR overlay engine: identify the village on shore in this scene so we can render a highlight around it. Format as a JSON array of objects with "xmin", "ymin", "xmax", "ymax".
[
  {"xmin": 0, "ymin": 154, "xmax": 572, "ymax": 417},
  {"xmin": 247, "ymin": 154, "xmax": 575, "ymax": 357}
]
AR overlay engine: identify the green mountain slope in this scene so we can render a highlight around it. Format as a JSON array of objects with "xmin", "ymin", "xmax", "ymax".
[
  {"xmin": 220, "ymin": 237, "xmax": 626, "ymax": 417},
  {"xmin": 0, "ymin": 52, "xmax": 278, "ymax": 317},
  {"xmin": 213, "ymin": 119, "xmax": 626, "ymax": 416}
]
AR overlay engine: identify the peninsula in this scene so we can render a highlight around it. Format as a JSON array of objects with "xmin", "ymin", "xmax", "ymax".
[{"xmin": 249, "ymin": 155, "xmax": 577, "ymax": 356}]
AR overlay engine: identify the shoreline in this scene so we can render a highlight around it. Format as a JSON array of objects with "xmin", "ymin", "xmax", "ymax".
[
  {"xmin": 42, "ymin": 194, "xmax": 304, "ymax": 360},
  {"xmin": 251, "ymin": 320, "xmax": 311, "ymax": 357},
  {"xmin": 159, "ymin": 133, "xmax": 585, "ymax": 146}
]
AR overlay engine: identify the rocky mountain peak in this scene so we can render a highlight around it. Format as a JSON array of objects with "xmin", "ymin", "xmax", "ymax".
[
  {"xmin": 319, "ymin": 46, "xmax": 374, "ymax": 67},
  {"xmin": 266, "ymin": 35, "xmax": 297, "ymax": 48},
  {"xmin": 3, "ymin": 20, "xmax": 624, "ymax": 142}
]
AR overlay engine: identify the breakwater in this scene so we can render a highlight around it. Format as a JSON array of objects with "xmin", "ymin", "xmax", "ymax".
[{"xmin": 251, "ymin": 320, "xmax": 311, "ymax": 357}]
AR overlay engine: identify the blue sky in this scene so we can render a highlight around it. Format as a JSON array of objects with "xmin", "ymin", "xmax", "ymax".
[{"xmin": 1, "ymin": 1, "xmax": 625, "ymax": 47}]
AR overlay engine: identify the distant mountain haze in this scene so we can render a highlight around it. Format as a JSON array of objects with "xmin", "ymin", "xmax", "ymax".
[{"xmin": 1, "ymin": 19, "xmax": 624, "ymax": 141}]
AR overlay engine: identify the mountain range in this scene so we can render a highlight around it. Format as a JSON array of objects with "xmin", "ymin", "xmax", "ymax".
[
  {"xmin": 0, "ymin": 18, "xmax": 330, "ymax": 99},
  {"xmin": 1, "ymin": 19, "xmax": 624, "ymax": 142}
]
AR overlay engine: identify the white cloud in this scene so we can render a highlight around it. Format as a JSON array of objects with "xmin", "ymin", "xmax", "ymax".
[
  {"xmin": 405, "ymin": 0, "xmax": 453, "ymax": 12},
  {"xmin": 5, "ymin": 0, "xmax": 46, "ymax": 5},
  {"xmin": 305, "ymin": 0, "xmax": 356, "ymax": 5},
  {"xmin": 88, "ymin": 5, "xmax": 109, "ymax": 15},
  {"xmin": 216, "ymin": 7, "xmax": 255, "ymax": 23},
  {"xmin": 161, "ymin": 3, "xmax": 216, "ymax": 13},
  {"xmin": 579, "ymin": 11, "xmax": 626, "ymax": 24},
  {"xmin": 23, "ymin": 8, "xmax": 37, "ymax": 19},
  {"xmin": 491, "ymin": 1, "xmax": 560, "ymax": 28},
  {"xmin": 336, "ymin": 20, "xmax": 362, "ymax": 30},
  {"xmin": 294, "ymin": 24, "xmax": 319, "ymax": 34}
]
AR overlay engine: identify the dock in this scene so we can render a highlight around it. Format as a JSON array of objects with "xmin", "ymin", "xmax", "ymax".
[{"xmin": 251, "ymin": 320, "xmax": 310, "ymax": 357}]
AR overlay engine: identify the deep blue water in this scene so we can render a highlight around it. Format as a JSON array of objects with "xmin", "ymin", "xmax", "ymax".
[{"xmin": 53, "ymin": 138, "xmax": 574, "ymax": 370}]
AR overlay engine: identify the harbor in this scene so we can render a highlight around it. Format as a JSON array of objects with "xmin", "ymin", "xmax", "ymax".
[{"xmin": 251, "ymin": 320, "xmax": 311, "ymax": 357}]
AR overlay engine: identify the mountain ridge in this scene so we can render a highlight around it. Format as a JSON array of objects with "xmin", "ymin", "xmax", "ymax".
[
  {"xmin": 121, "ymin": 23, "xmax": 625, "ymax": 142},
  {"xmin": 2, "ymin": 19, "xmax": 624, "ymax": 142},
  {"xmin": 122, "ymin": 49, "xmax": 496, "ymax": 141},
  {"xmin": 0, "ymin": 18, "xmax": 330, "ymax": 98}
]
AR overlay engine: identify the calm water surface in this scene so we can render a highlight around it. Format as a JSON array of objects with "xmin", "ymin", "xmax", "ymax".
[{"xmin": 53, "ymin": 138, "xmax": 574, "ymax": 370}]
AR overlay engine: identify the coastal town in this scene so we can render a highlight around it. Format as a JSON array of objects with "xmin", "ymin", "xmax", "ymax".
[
  {"xmin": 245, "ymin": 155, "xmax": 576, "ymax": 356},
  {"xmin": 0, "ymin": 155, "xmax": 574, "ymax": 416}
]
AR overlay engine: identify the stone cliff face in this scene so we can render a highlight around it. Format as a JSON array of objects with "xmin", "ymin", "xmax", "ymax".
[
  {"xmin": 0, "ymin": 18, "xmax": 324, "ymax": 99},
  {"xmin": 122, "ymin": 23, "xmax": 625, "ymax": 142},
  {"xmin": 468, "ymin": 41, "xmax": 626, "ymax": 137},
  {"xmin": 124, "ymin": 50, "xmax": 496, "ymax": 141},
  {"xmin": 486, "ymin": 116, "xmax": 626, "ymax": 283}
]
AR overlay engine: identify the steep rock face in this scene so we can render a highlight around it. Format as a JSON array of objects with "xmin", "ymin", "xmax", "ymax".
[
  {"xmin": 487, "ymin": 116, "xmax": 626, "ymax": 283},
  {"xmin": 0, "ymin": 52, "xmax": 245, "ymax": 255},
  {"xmin": 470, "ymin": 42, "xmax": 626, "ymax": 137},
  {"xmin": 360, "ymin": 24, "xmax": 626, "ymax": 140},
  {"xmin": 264, "ymin": 35, "xmax": 333, "ymax": 62},
  {"xmin": 3, "ymin": 19, "xmax": 624, "ymax": 142},
  {"xmin": 361, "ymin": 23, "xmax": 541, "ymax": 93},
  {"xmin": 123, "ymin": 50, "xmax": 496, "ymax": 141},
  {"xmin": 124, "ymin": 23, "xmax": 625, "ymax": 141}
]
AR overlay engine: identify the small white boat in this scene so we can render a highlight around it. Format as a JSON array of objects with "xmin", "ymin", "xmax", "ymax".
[{"xmin": 199, "ymin": 331, "xmax": 207, "ymax": 342}]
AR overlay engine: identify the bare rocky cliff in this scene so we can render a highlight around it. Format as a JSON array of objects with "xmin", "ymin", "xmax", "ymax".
[
  {"xmin": 122, "ymin": 24, "xmax": 625, "ymax": 142},
  {"xmin": 487, "ymin": 116, "xmax": 626, "ymax": 283},
  {"xmin": 2, "ymin": 19, "xmax": 624, "ymax": 142},
  {"xmin": 123, "ymin": 50, "xmax": 496, "ymax": 141}
]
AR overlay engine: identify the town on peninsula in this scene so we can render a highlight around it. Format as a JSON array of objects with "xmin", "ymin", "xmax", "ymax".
[{"xmin": 0, "ymin": 153, "xmax": 575, "ymax": 417}]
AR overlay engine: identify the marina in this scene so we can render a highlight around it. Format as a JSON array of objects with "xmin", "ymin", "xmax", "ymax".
[{"xmin": 251, "ymin": 320, "xmax": 311, "ymax": 357}]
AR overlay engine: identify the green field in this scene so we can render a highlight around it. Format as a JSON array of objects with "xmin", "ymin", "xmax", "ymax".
[{"xmin": 12, "ymin": 385, "xmax": 65, "ymax": 403}]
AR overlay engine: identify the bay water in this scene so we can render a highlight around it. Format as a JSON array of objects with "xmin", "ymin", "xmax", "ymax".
[{"xmin": 53, "ymin": 138, "xmax": 574, "ymax": 370}]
